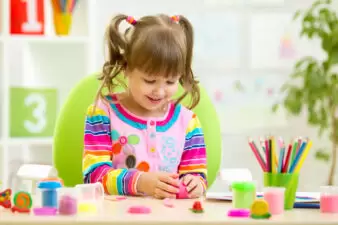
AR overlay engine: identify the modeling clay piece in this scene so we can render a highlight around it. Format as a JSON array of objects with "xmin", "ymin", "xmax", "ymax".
[
  {"xmin": 11, "ymin": 191, "xmax": 32, "ymax": 213},
  {"xmin": 190, "ymin": 201, "xmax": 204, "ymax": 213},
  {"xmin": 106, "ymin": 196, "xmax": 127, "ymax": 201},
  {"xmin": 59, "ymin": 195, "xmax": 77, "ymax": 215},
  {"xmin": 33, "ymin": 207, "xmax": 58, "ymax": 216},
  {"xmin": 0, "ymin": 189, "xmax": 12, "ymax": 209},
  {"xmin": 176, "ymin": 183, "xmax": 189, "ymax": 199},
  {"xmin": 163, "ymin": 198, "xmax": 174, "ymax": 208},
  {"xmin": 227, "ymin": 209, "xmax": 250, "ymax": 217},
  {"xmin": 128, "ymin": 206, "xmax": 151, "ymax": 214},
  {"xmin": 250, "ymin": 199, "xmax": 271, "ymax": 219}
]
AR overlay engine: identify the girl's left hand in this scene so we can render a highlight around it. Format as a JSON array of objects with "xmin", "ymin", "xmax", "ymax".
[{"xmin": 181, "ymin": 174, "xmax": 204, "ymax": 198}]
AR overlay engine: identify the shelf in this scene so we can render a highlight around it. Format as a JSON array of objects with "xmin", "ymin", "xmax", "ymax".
[
  {"xmin": 0, "ymin": 144, "xmax": 4, "ymax": 186},
  {"xmin": 0, "ymin": 41, "xmax": 4, "ymax": 139},
  {"xmin": 6, "ymin": 35, "xmax": 90, "ymax": 44},
  {"xmin": 7, "ymin": 138, "xmax": 53, "ymax": 146},
  {"xmin": 0, "ymin": 0, "xmax": 93, "ymax": 189}
]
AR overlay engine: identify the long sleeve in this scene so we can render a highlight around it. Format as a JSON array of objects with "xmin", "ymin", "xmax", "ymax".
[
  {"xmin": 178, "ymin": 114, "xmax": 208, "ymax": 191},
  {"xmin": 82, "ymin": 104, "xmax": 142, "ymax": 196}
]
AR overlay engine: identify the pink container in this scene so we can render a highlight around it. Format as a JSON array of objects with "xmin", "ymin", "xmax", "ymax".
[
  {"xmin": 320, "ymin": 186, "xmax": 338, "ymax": 213},
  {"xmin": 263, "ymin": 187, "xmax": 285, "ymax": 215}
]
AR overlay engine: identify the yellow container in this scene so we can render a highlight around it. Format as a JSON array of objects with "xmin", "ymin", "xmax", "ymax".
[{"xmin": 53, "ymin": 12, "xmax": 72, "ymax": 36}]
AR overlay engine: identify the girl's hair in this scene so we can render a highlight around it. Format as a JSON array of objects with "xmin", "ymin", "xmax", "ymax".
[{"xmin": 96, "ymin": 14, "xmax": 200, "ymax": 109}]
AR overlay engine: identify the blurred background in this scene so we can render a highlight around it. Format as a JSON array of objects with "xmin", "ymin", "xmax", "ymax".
[{"xmin": 0, "ymin": 0, "xmax": 337, "ymax": 192}]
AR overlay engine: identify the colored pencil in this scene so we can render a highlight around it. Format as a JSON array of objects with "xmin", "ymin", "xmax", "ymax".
[
  {"xmin": 296, "ymin": 137, "xmax": 302, "ymax": 154},
  {"xmin": 290, "ymin": 138, "xmax": 299, "ymax": 169},
  {"xmin": 294, "ymin": 139, "xmax": 313, "ymax": 173},
  {"xmin": 271, "ymin": 136, "xmax": 278, "ymax": 173},
  {"xmin": 260, "ymin": 137, "xmax": 266, "ymax": 153},
  {"xmin": 51, "ymin": 0, "xmax": 79, "ymax": 13},
  {"xmin": 248, "ymin": 138, "xmax": 267, "ymax": 171},
  {"xmin": 282, "ymin": 143, "xmax": 293, "ymax": 173},
  {"xmin": 265, "ymin": 137, "xmax": 270, "ymax": 172},
  {"xmin": 278, "ymin": 137, "xmax": 285, "ymax": 173},
  {"xmin": 289, "ymin": 140, "xmax": 307, "ymax": 173}
]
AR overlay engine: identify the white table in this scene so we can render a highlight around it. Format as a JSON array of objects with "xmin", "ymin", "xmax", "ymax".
[{"xmin": 0, "ymin": 197, "xmax": 337, "ymax": 225}]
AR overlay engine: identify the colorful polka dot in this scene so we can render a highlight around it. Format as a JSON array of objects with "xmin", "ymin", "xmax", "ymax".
[{"xmin": 119, "ymin": 136, "xmax": 127, "ymax": 145}]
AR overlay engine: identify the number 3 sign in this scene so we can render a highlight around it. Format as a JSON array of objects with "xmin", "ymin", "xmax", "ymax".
[
  {"xmin": 10, "ymin": 87, "xmax": 58, "ymax": 137},
  {"xmin": 10, "ymin": 0, "xmax": 44, "ymax": 35}
]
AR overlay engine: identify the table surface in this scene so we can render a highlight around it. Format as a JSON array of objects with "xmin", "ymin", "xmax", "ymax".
[{"xmin": 0, "ymin": 196, "xmax": 337, "ymax": 225}]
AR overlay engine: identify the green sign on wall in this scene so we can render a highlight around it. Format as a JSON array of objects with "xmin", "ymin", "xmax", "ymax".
[{"xmin": 10, "ymin": 87, "xmax": 58, "ymax": 137}]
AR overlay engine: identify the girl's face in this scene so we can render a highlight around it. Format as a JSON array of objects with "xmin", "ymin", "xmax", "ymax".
[{"xmin": 126, "ymin": 69, "xmax": 180, "ymax": 113}]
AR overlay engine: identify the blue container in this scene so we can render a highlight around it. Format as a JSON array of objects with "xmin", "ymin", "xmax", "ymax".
[{"xmin": 38, "ymin": 180, "xmax": 62, "ymax": 208}]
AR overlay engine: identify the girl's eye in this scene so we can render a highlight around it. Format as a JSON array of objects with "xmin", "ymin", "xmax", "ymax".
[
  {"xmin": 167, "ymin": 80, "xmax": 176, "ymax": 85},
  {"xmin": 144, "ymin": 79, "xmax": 156, "ymax": 84}
]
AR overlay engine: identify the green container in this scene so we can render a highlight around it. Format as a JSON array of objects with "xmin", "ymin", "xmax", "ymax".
[
  {"xmin": 231, "ymin": 181, "xmax": 256, "ymax": 209},
  {"xmin": 263, "ymin": 173, "xmax": 299, "ymax": 210}
]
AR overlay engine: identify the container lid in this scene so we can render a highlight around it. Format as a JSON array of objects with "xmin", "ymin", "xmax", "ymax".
[
  {"xmin": 231, "ymin": 181, "xmax": 255, "ymax": 191},
  {"xmin": 38, "ymin": 181, "xmax": 62, "ymax": 189}
]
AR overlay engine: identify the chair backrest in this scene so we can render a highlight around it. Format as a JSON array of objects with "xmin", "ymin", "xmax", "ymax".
[{"xmin": 53, "ymin": 74, "xmax": 222, "ymax": 187}]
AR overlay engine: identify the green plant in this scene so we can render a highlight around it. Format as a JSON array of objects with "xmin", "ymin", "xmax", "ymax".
[{"xmin": 272, "ymin": 0, "xmax": 338, "ymax": 185}]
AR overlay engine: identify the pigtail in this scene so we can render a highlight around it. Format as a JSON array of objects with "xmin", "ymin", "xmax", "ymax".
[
  {"xmin": 93, "ymin": 14, "xmax": 129, "ymax": 112},
  {"xmin": 175, "ymin": 15, "xmax": 200, "ymax": 109}
]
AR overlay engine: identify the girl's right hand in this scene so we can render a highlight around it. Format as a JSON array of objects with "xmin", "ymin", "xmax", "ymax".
[{"xmin": 137, "ymin": 172, "xmax": 180, "ymax": 199}]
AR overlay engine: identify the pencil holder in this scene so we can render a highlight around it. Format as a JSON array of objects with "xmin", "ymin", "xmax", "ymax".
[
  {"xmin": 263, "ymin": 173, "xmax": 299, "ymax": 210},
  {"xmin": 53, "ymin": 11, "xmax": 72, "ymax": 35}
]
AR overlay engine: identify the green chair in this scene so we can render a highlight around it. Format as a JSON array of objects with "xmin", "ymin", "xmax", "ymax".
[{"xmin": 53, "ymin": 73, "xmax": 222, "ymax": 188}]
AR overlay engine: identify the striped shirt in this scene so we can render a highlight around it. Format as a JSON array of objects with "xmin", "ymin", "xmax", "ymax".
[{"xmin": 82, "ymin": 94, "xmax": 207, "ymax": 195}]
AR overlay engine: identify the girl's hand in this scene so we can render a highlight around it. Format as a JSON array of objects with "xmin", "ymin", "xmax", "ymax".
[
  {"xmin": 137, "ymin": 172, "xmax": 180, "ymax": 199},
  {"xmin": 181, "ymin": 174, "xmax": 204, "ymax": 198}
]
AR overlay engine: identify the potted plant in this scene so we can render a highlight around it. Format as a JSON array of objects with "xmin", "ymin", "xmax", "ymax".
[{"xmin": 272, "ymin": 0, "xmax": 338, "ymax": 185}]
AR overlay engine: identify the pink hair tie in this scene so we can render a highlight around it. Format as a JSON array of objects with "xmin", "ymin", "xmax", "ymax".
[
  {"xmin": 171, "ymin": 15, "xmax": 180, "ymax": 22},
  {"xmin": 126, "ymin": 16, "xmax": 137, "ymax": 25}
]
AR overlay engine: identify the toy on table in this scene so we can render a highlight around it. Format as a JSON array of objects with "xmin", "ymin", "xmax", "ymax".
[
  {"xmin": 190, "ymin": 201, "xmax": 204, "ymax": 213},
  {"xmin": 0, "ymin": 189, "xmax": 12, "ymax": 209},
  {"xmin": 34, "ymin": 177, "xmax": 63, "ymax": 215},
  {"xmin": 105, "ymin": 195, "xmax": 127, "ymax": 201},
  {"xmin": 176, "ymin": 182, "xmax": 189, "ymax": 199},
  {"xmin": 263, "ymin": 187, "xmax": 285, "ymax": 215},
  {"xmin": 227, "ymin": 209, "xmax": 250, "ymax": 218},
  {"xmin": 58, "ymin": 187, "xmax": 78, "ymax": 215},
  {"xmin": 11, "ymin": 191, "xmax": 32, "ymax": 213},
  {"xmin": 250, "ymin": 199, "xmax": 271, "ymax": 219},
  {"xmin": 231, "ymin": 181, "xmax": 256, "ymax": 209},
  {"xmin": 163, "ymin": 198, "xmax": 174, "ymax": 208},
  {"xmin": 128, "ymin": 205, "xmax": 152, "ymax": 214},
  {"xmin": 75, "ymin": 182, "xmax": 104, "ymax": 214},
  {"xmin": 320, "ymin": 186, "xmax": 338, "ymax": 213}
]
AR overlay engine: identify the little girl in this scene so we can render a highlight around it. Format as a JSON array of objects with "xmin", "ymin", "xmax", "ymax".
[{"xmin": 82, "ymin": 14, "xmax": 207, "ymax": 199}]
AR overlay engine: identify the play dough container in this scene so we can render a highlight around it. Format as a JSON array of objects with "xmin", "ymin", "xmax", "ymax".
[
  {"xmin": 263, "ymin": 187, "xmax": 285, "ymax": 215},
  {"xmin": 58, "ymin": 187, "xmax": 78, "ymax": 215},
  {"xmin": 320, "ymin": 186, "xmax": 338, "ymax": 213},
  {"xmin": 263, "ymin": 173, "xmax": 299, "ymax": 210},
  {"xmin": 231, "ymin": 181, "xmax": 256, "ymax": 209},
  {"xmin": 75, "ymin": 183, "xmax": 104, "ymax": 214},
  {"xmin": 35, "ymin": 178, "xmax": 63, "ymax": 209}
]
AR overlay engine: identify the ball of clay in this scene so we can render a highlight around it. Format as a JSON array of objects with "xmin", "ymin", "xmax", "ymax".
[{"xmin": 176, "ymin": 183, "xmax": 189, "ymax": 199}]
